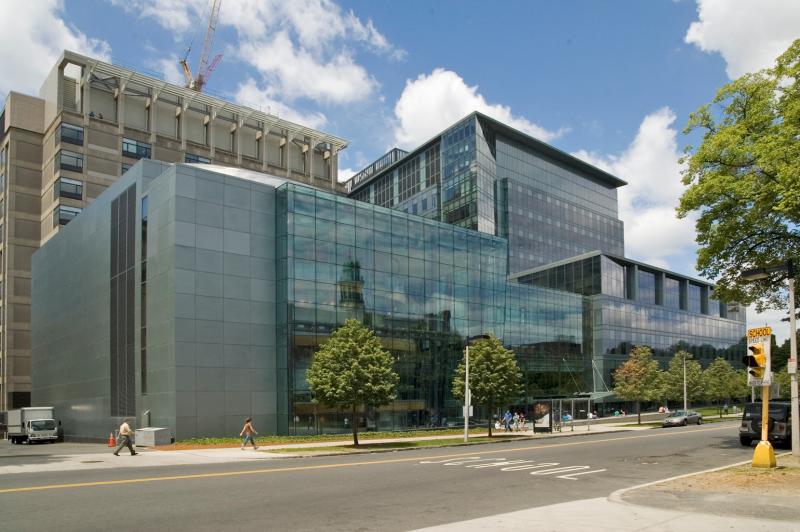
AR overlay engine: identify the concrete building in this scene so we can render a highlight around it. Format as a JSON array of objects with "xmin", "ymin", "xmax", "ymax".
[{"xmin": 0, "ymin": 50, "xmax": 347, "ymax": 410}]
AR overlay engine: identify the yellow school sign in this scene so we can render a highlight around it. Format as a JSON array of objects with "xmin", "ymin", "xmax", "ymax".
[{"xmin": 746, "ymin": 326, "xmax": 776, "ymax": 468}]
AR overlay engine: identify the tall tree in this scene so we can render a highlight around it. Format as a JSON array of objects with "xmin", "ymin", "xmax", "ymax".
[
  {"xmin": 452, "ymin": 335, "xmax": 522, "ymax": 437},
  {"xmin": 612, "ymin": 346, "xmax": 661, "ymax": 425},
  {"xmin": 677, "ymin": 39, "xmax": 800, "ymax": 312},
  {"xmin": 731, "ymin": 369, "xmax": 751, "ymax": 404},
  {"xmin": 774, "ymin": 368, "xmax": 791, "ymax": 400},
  {"xmin": 702, "ymin": 357, "xmax": 738, "ymax": 417},
  {"xmin": 662, "ymin": 351, "xmax": 705, "ymax": 408},
  {"xmin": 306, "ymin": 319, "xmax": 399, "ymax": 446}
]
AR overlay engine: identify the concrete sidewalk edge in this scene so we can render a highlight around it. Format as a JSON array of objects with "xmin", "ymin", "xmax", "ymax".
[{"xmin": 608, "ymin": 451, "xmax": 793, "ymax": 505}]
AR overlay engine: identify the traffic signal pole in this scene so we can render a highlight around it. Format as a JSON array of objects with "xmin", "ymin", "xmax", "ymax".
[{"xmin": 752, "ymin": 384, "xmax": 776, "ymax": 468}]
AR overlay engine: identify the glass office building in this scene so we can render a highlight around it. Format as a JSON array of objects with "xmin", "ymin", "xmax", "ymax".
[
  {"xmin": 32, "ymin": 113, "xmax": 747, "ymax": 441},
  {"xmin": 347, "ymin": 113, "xmax": 626, "ymax": 274},
  {"xmin": 512, "ymin": 252, "xmax": 745, "ymax": 390},
  {"xmin": 278, "ymin": 183, "xmax": 585, "ymax": 433}
]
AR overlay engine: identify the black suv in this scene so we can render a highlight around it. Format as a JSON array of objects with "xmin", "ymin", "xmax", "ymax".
[{"xmin": 739, "ymin": 402, "xmax": 792, "ymax": 448}]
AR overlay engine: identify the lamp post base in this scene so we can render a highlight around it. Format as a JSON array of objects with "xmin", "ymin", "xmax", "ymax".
[{"xmin": 752, "ymin": 440, "xmax": 776, "ymax": 468}]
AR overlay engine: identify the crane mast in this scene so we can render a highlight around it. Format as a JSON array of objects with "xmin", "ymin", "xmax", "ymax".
[{"xmin": 179, "ymin": 0, "xmax": 223, "ymax": 92}]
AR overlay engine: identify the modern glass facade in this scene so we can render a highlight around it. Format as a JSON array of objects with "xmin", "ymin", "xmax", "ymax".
[
  {"xmin": 277, "ymin": 183, "xmax": 585, "ymax": 434},
  {"xmin": 346, "ymin": 112, "xmax": 626, "ymax": 274},
  {"xmin": 514, "ymin": 253, "xmax": 745, "ymax": 389}
]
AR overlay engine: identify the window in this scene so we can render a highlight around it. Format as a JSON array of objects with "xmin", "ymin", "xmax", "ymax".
[
  {"xmin": 55, "ymin": 177, "xmax": 83, "ymax": 200},
  {"xmin": 122, "ymin": 138, "xmax": 152, "ymax": 159},
  {"xmin": 59, "ymin": 123, "xmax": 84, "ymax": 146},
  {"xmin": 54, "ymin": 205, "xmax": 82, "ymax": 226},
  {"xmin": 185, "ymin": 153, "xmax": 210, "ymax": 163},
  {"xmin": 59, "ymin": 150, "xmax": 83, "ymax": 173}
]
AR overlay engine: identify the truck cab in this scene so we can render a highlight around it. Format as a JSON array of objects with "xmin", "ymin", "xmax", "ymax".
[{"xmin": 25, "ymin": 419, "xmax": 59, "ymax": 443}]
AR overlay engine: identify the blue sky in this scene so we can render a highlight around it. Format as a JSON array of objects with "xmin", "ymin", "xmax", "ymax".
[{"xmin": 1, "ymin": 0, "xmax": 799, "ymax": 339}]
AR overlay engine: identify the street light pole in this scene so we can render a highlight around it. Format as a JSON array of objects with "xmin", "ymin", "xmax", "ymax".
[
  {"xmin": 462, "ymin": 334, "xmax": 491, "ymax": 444},
  {"xmin": 788, "ymin": 272, "xmax": 799, "ymax": 457},
  {"xmin": 683, "ymin": 354, "xmax": 688, "ymax": 412},
  {"xmin": 464, "ymin": 345, "xmax": 470, "ymax": 444}
]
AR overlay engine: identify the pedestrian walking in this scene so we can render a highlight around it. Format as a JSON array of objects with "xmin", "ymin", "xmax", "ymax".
[
  {"xmin": 240, "ymin": 417, "xmax": 258, "ymax": 450},
  {"xmin": 113, "ymin": 418, "xmax": 137, "ymax": 456},
  {"xmin": 503, "ymin": 409, "xmax": 513, "ymax": 432},
  {"xmin": 512, "ymin": 412, "xmax": 520, "ymax": 431},
  {"xmin": 519, "ymin": 412, "xmax": 526, "ymax": 431}
]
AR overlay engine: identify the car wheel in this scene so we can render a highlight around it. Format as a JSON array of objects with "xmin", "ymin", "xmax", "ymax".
[
  {"xmin": 682, "ymin": 419, "xmax": 688, "ymax": 426},
  {"xmin": 739, "ymin": 436, "xmax": 752, "ymax": 447},
  {"xmin": 697, "ymin": 418, "xmax": 702, "ymax": 425}
]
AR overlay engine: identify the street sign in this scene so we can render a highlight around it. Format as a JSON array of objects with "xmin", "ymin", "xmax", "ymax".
[
  {"xmin": 789, "ymin": 357, "xmax": 797, "ymax": 375},
  {"xmin": 745, "ymin": 327, "xmax": 772, "ymax": 386},
  {"xmin": 462, "ymin": 406, "xmax": 474, "ymax": 417}
]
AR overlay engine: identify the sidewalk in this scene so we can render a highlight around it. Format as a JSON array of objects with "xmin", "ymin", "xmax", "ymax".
[
  {"xmin": 410, "ymin": 496, "xmax": 795, "ymax": 531},
  {"xmin": 412, "ymin": 452, "xmax": 799, "ymax": 531},
  {"xmin": 0, "ymin": 421, "xmax": 644, "ymax": 475}
]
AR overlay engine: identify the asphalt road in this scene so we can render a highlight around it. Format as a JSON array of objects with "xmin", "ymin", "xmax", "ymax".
[{"xmin": 0, "ymin": 422, "xmax": 751, "ymax": 531}]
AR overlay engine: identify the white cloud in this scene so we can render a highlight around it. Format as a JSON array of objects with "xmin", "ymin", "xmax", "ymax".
[
  {"xmin": 154, "ymin": 57, "xmax": 187, "ymax": 86},
  {"xmin": 572, "ymin": 108, "xmax": 696, "ymax": 268},
  {"xmin": 392, "ymin": 69, "xmax": 565, "ymax": 149},
  {"xmin": 114, "ymin": 0, "xmax": 402, "ymax": 106},
  {"xmin": 338, "ymin": 167, "xmax": 356, "ymax": 183},
  {"xmin": 748, "ymin": 306, "xmax": 792, "ymax": 344},
  {"xmin": 234, "ymin": 79, "xmax": 327, "ymax": 130},
  {"xmin": 0, "ymin": 0, "xmax": 110, "ymax": 98},
  {"xmin": 239, "ymin": 31, "xmax": 377, "ymax": 105},
  {"xmin": 685, "ymin": 0, "xmax": 800, "ymax": 78}
]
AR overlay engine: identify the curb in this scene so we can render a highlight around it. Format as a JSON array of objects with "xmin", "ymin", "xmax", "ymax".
[
  {"xmin": 608, "ymin": 451, "xmax": 794, "ymax": 505},
  {"xmin": 259, "ymin": 426, "xmax": 638, "ymax": 459}
]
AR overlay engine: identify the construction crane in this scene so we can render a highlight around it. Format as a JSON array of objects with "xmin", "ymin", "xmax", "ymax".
[{"xmin": 179, "ymin": 0, "xmax": 223, "ymax": 92}]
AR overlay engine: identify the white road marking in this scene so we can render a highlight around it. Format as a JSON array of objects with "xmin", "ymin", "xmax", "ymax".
[
  {"xmin": 558, "ymin": 468, "xmax": 607, "ymax": 480},
  {"xmin": 419, "ymin": 456, "xmax": 607, "ymax": 481},
  {"xmin": 530, "ymin": 465, "xmax": 591, "ymax": 476}
]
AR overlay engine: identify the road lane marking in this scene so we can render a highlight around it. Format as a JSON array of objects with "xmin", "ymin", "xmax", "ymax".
[
  {"xmin": 0, "ymin": 423, "xmax": 735, "ymax": 494},
  {"xmin": 530, "ymin": 465, "xmax": 590, "ymax": 476},
  {"xmin": 424, "ymin": 457, "xmax": 605, "ymax": 480},
  {"xmin": 558, "ymin": 469, "xmax": 607, "ymax": 480}
]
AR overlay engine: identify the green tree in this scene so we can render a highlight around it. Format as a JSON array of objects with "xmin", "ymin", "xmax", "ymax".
[
  {"xmin": 731, "ymin": 369, "xmax": 751, "ymax": 404},
  {"xmin": 612, "ymin": 346, "xmax": 661, "ymax": 425},
  {"xmin": 452, "ymin": 335, "xmax": 522, "ymax": 437},
  {"xmin": 677, "ymin": 39, "xmax": 800, "ymax": 311},
  {"xmin": 306, "ymin": 319, "xmax": 399, "ymax": 446},
  {"xmin": 702, "ymin": 357, "xmax": 738, "ymax": 417},
  {"xmin": 774, "ymin": 368, "xmax": 791, "ymax": 399},
  {"xmin": 662, "ymin": 351, "xmax": 705, "ymax": 408}
]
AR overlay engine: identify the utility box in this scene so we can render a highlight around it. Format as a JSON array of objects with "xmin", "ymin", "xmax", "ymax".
[{"xmin": 134, "ymin": 427, "xmax": 171, "ymax": 447}]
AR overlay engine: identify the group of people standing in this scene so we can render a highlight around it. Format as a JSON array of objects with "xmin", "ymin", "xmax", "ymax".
[{"xmin": 500, "ymin": 410, "xmax": 526, "ymax": 432}]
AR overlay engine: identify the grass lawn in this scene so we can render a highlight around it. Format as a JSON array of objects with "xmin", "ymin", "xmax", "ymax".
[
  {"xmin": 170, "ymin": 427, "xmax": 489, "ymax": 448},
  {"xmin": 267, "ymin": 437, "xmax": 498, "ymax": 454}
]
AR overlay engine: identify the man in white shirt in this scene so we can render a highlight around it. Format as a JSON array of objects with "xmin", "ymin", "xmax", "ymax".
[{"xmin": 113, "ymin": 418, "xmax": 138, "ymax": 456}]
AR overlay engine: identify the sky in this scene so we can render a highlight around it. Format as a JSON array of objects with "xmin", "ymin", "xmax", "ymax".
[{"xmin": 1, "ymin": 0, "xmax": 799, "ymax": 341}]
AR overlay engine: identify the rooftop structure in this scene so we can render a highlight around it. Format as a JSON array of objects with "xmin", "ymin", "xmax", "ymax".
[{"xmin": 0, "ymin": 50, "xmax": 348, "ymax": 410}]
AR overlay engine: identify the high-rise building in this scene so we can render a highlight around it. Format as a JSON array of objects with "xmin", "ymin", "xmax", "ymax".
[
  {"xmin": 347, "ymin": 113, "xmax": 625, "ymax": 274},
  {"xmin": 0, "ymin": 50, "xmax": 347, "ymax": 410}
]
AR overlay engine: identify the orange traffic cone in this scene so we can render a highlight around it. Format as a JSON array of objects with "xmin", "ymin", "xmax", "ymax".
[{"xmin": 108, "ymin": 432, "xmax": 116, "ymax": 448}]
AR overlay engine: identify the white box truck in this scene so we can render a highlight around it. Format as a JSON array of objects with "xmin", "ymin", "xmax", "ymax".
[{"xmin": 7, "ymin": 407, "xmax": 59, "ymax": 444}]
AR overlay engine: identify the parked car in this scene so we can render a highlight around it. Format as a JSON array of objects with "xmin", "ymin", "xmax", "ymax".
[
  {"xmin": 662, "ymin": 410, "xmax": 702, "ymax": 427},
  {"xmin": 739, "ymin": 402, "xmax": 792, "ymax": 448}
]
